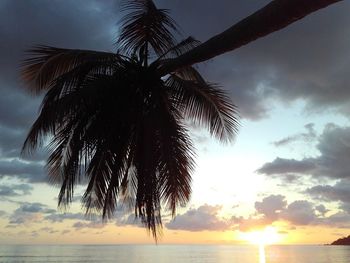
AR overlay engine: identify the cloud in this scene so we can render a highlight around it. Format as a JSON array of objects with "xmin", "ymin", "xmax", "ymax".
[
  {"xmin": 0, "ymin": 183, "xmax": 33, "ymax": 196},
  {"xmin": 255, "ymin": 194, "xmax": 287, "ymax": 221},
  {"xmin": 9, "ymin": 203, "xmax": 51, "ymax": 226},
  {"xmin": 340, "ymin": 203, "xmax": 350, "ymax": 214},
  {"xmin": 0, "ymin": 159, "xmax": 45, "ymax": 183},
  {"xmin": 72, "ymin": 221, "xmax": 105, "ymax": 230},
  {"xmin": 163, "ymin": 196, "xmax": 350, "ymax": 232},
  {"xmin": 258, "ymin": 125, "xmax": 350, "ymax": 181},
  {"xmin": 30, "ymin": 230, "xmax": 39, "ymax": 238},
  {"xmin": 45, "ymin": 212, "xmax": 86, "ymax": 223},
  {"xmin": 306, "ymin": 179, "xmax": 350, "ymax": 204},
  {"xmin": 320, "ymin": 212, "xmax": 350, "ymax": 228},
  {"xmin": 312, "ymin": 125, "xmax": 350, "ymax": 179},
  {"xmin": 8, "ymin": 202, "xmax": 55, "ymax": 225},
  {"xmin": 44, "ymin": 203, "xmax": 140, "ymax": 228},
  {"xmin": 273, "ymin": 123, "xmax": 317, "ymax": 147},
  {"xmin": 315, "ymin": 204, "xmax": 329, "ymax": 216},
  {"xmin": 39, "ymin": 227, "xmax": 59, "ymax": 234},
  {"xmin": 249, "ymin": 195, "xmax": 350, "ymax": 228},
  {"xmin": 61, "ymin": 230, "xmax": 71, "ymax": 235},
  {"xmin": 166, "ymin": 204, "xmax": 230, "ymax": 232},
  {"xmin": 238, "ymin": 196, "xmax": 318, "ymax": 231},
  {"xmin": 280, "ymin": 200, "xmax": 317, "ymax": 225},
  {"xmin": 306, "ymin": 179, "xmax": 350, "ymax": 214},
  {"xmin": 6, "ymin": 202, "xmax": 110, "ymax": 230},
  {"xmin": 115, "ymin": 213, "xmax": 143, "ymax": 228},
  {"xmin": 20, "ymin": 203, "xmax": 55, "ymax": 214},
  {"xmin": 234, "ymin": 194, "xmax": 346, "ymax": 232},
  {"xmin": 257, "ymin": 157, "xmax": 316, "ymax": 175}
]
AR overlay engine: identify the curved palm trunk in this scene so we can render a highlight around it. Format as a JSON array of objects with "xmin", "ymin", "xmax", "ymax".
[{"xmin": 158, "ymin": 0, "xmax": 342, "ymax": 76}]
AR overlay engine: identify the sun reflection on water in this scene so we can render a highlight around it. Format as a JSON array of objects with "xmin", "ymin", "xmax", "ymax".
[{"xmin": 259, "ymin": 245, "xmax": 266, "ymax": 263}]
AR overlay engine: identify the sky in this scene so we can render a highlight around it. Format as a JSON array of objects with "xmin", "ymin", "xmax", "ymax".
[{"xmin": 0, "ymin": 0, "xmax": 350, "ymax": 245}]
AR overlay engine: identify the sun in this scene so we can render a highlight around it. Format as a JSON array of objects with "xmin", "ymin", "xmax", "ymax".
[{"xmin": 240, "ymin": 226, "xmax": 281, "ymax": 245}]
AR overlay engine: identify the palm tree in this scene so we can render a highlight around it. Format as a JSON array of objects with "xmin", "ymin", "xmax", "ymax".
[
  {"xmin": 21, "ymin": 0, "xmax": 238, "ymax": 238},
  {"xmin": 21, "ymin": 0, "xmax": 341, "ymax": 238}
]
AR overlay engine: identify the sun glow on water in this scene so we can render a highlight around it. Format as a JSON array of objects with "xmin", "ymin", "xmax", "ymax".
[
  {"xmin": 259, "ymin": 245, "xmax": 266, "ymax": 263},
  {"xmin": 240, "ymin": 226, "xmax": 281, "ymax": 245}
]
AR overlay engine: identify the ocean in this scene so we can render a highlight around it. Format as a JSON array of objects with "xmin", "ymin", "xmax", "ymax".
[{"xmin": 0, "ymin": 245, "xmax": 349, "ymax": 263}]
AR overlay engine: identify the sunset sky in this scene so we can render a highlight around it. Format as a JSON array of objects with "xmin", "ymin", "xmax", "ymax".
[{"xmin": 1, "ymin": 0, "xmax": 350, "ymax": 245}]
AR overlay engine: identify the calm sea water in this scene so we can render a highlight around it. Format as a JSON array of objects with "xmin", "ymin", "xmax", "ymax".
[{"xmin": 0, "ymin": 245, "xmax": 349, "ymax": 263}]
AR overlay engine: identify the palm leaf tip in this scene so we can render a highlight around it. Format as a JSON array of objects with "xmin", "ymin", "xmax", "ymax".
[{"xmin": 117, "ymin": 0, "xmax": 180, "ymax": 56}]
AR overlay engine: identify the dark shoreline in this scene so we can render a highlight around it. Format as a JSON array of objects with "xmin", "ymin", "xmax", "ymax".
[{"xmin": 330, "ymin": 235, "xmax": 350, "ymax": 245}]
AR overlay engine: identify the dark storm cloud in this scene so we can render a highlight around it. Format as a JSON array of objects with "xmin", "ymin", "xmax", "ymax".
[
  {"xmin": 233, "ymin": 1, "xmax": 350, "ymax": 118},
  {"xmin": 1, "ymin": 0, "xmax": 117, "ymax": 79},
  {"xmin": 162, "ymin": 1, "xmax": 350, "ymax": 119},
  {"xmin": 258, "ymin": 125, "xmax": 350, "ymax": 181},
  {"xmin": 0, "ymin": 124, "xmax": 48, "ymax": 163},
  {"xmin": 0, "ymin": 0, "xmax": 118, "ymax": 129},
  {"xmin": 0, "ymin": 126, "xmax": 26, "ymax": 158},
  {"xmin": 0, "ymin": 0, "xmax": 120, "ymax": 183},
  {"xmin": 0, "ymin": 159, "xmax": 45, "ymax": 182}
]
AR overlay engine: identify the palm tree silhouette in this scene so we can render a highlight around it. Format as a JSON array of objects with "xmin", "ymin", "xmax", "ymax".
[{"xmin": 21, "ymin": 0, "xmax": 341, "ymax": 238}]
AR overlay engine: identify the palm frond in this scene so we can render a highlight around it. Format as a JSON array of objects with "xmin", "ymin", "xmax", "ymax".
[
  {"xmin": 154, "ymin": 96, "xmax": 195, "ymax": 216},
  {"xmin": 133, "ymin": 121, "xmax": 163, "ymax": 238},
  {"xmin": 21, "ymin": 46, "xmax": 118, "ymax": 93},
  {"xmin": 166, "ymin": 73, "xmax": 239, "ymax": 142}
]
